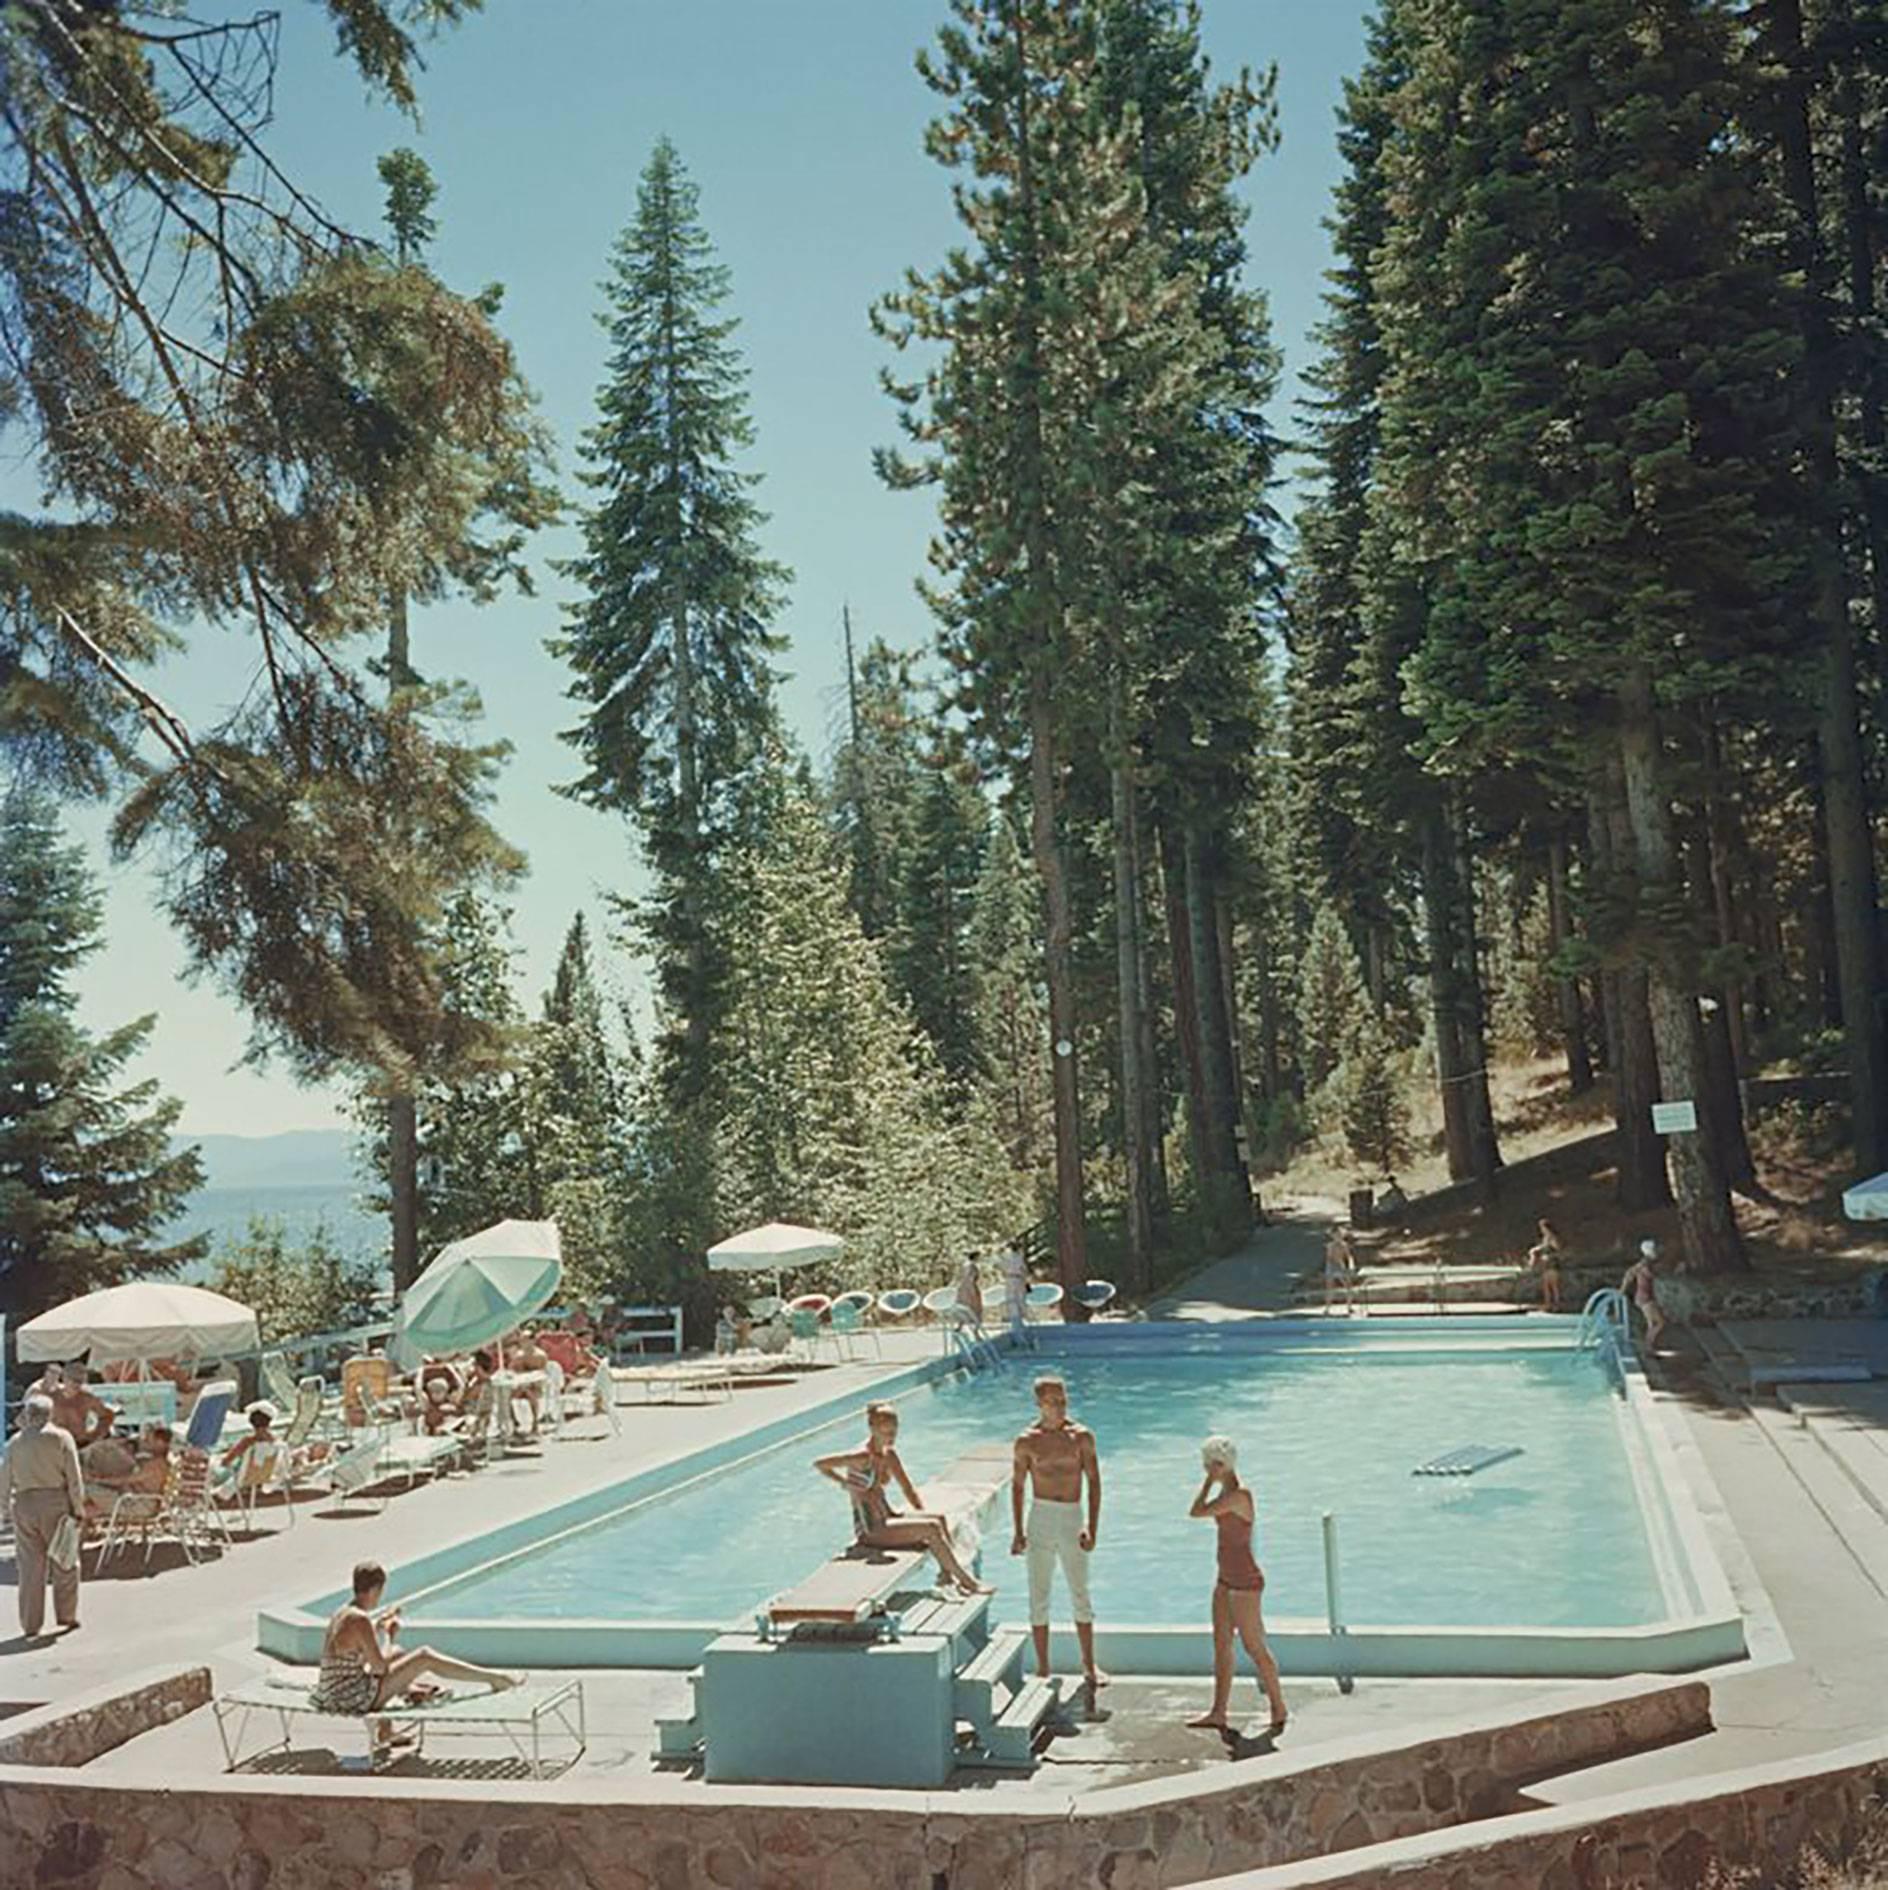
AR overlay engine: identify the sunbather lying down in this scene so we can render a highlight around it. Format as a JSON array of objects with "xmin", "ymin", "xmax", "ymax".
[{"xmin": 308, "ymin": 1559, "xmax": 520, "ymax": 1755}]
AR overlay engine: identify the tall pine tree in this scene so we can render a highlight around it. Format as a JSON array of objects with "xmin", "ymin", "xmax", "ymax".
[
  {"xmin": 555, "ymin": 136, "xmax": 787, "ymax": 1113},
  {"xmin": 0, "ymin": 794, "xmax": 204, "ymax": 1322}
]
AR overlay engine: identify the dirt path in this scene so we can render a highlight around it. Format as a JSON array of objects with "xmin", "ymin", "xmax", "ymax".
[{"xmin": 1144, "ymin": 1198, "xmax": 1339, "ymax": 1319}]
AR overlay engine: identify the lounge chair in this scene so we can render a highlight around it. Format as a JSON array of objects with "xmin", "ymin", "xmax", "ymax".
[
  {"xmin": 258, "ymin": 1351, "xmax": 299, "ymax": 1413},
  {"xmin": 375, "ymin": 1431, "xmax": 465, "ymax": 1490},
  {"xmin": 213, "ymin": 1669, "xmax": 586, "ymax": 1777},
  {"xmin": 306, "ymin": 1435, "xmax": 393, "ymax": 1515},
  {"xmin": 222, "ymin": 1439, "xmax": 294, "ymax": 1532},
  {"xmin": 98, "ymin": 1447, "xmax": 232, "ymax": 1567},
  {"xmin": 339, "ymin": 1355, "xmax": 395, "ymax": 1427},
  {"xmin": 281, "ymin": 1375, "xmax": 342, "ymax": 1454},
  {"xmin": 181, "ymin": 1380, "xmax": 238, "ymax": 1453}
]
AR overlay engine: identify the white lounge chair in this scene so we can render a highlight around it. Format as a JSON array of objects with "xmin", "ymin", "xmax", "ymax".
[
  {"xmin": 307, "ymin": 1434, "xmax": 392, "ymax": 1515},
  {"xmin": 213, "ymin": 1670, "xmax": 586, "ymax": 1777},
  {"xmin": 222, "ymin": 1439, "xmax": 294, "ymax": 1532}
]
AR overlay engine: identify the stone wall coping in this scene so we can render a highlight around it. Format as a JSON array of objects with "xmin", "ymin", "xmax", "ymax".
[
  {"xmin": 0, "ymin": 1665, "xmax": 1704, "ymax": 1822},
  {"xmin": 1186, "ymin": 1730, "xmax": 1888, "ymax": 1888},
  {"xmin": 0, "ymin": 1663, "xmax": 210, "ymax": 1768}
]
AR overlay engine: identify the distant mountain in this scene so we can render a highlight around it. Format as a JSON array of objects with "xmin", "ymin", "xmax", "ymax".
[{"xmin": 173, "ymin": 1128, "xmax": 356, "ymax": 1192}]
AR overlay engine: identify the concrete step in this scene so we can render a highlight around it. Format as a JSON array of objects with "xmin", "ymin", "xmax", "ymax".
[
  {"xmin": 1776, "ymin": 1384, "xmax": 1888, "ymax": 1530},
  {"xmin": 952, "ymin": 1626, "xmax": 1030, "ymax": 1728},
  {"xmin": 959, "ymin": 1673, "xmax": 1061, "ymax": 1770},
  {"xmin": 1752, "ymin": 1401, "xmax": 1888, "ymax": 1595}
]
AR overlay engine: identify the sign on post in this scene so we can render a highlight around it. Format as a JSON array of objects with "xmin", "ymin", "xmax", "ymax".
[{"xmin": 1650, "ymin": 1100, "xmax": 1698, "ymax": 1135}]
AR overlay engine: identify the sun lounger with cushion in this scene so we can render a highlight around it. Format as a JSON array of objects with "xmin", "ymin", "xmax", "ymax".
[{"xmin": 213, "ymin": 1671, "xmax": 586, "ymax": 1776}]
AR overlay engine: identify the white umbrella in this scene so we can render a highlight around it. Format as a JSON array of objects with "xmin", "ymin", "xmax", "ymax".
[
  {"xmin": 18, "ymin": 1281, "xmax": 259, "ymax": 1364},
  {"xmin": 707, "ymin": 1221, "xmax": 844, "ymax": 1304},
  {"xmin": 391, "ymin": 1218, "xmax": 562, "ymax": 1368},
  {"xmin": 706, "ymin": 1221, "xmax": 845, "ymax": 1271},
  {"xmin": 1843, "ymin": 1172, "xmax": 1888, "ymax": 1221}
]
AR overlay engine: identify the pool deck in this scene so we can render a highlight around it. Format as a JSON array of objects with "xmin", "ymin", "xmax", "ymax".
[{"xmin": 9, "ymin": 1222, "xmax": 1888, "ymax": 1822}]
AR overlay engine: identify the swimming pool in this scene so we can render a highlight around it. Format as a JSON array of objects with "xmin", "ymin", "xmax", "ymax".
[{"xmin": 259, "ymin": 1319, "xmax": 1746, "ymax": 1678}]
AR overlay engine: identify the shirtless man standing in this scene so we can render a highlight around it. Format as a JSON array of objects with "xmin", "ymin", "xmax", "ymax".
[
  {"xmin": 1012, "ymin": 1373, "xmax": 1106, "ymax": 1696},
  {"xmin": 50, "ymin": 1368, "xmax": 114, "ymax": 1450}
]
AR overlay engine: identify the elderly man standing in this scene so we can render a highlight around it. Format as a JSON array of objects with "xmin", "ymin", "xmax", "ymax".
[{"xmin": 0, "ymin": 1394, "xmax": 85, "ymax": 1636}]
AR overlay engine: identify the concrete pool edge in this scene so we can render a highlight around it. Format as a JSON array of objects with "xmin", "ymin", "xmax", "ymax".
[
  {"xmin": 263, "ymin": 1319, "xmax": 1749, "ymax": 1680},
  {"xmin": 257, "ymin": 1351, "xmax": 956, "ymax": 1662}
]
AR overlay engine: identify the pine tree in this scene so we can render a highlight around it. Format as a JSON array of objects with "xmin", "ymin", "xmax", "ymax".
[
  {"xmin": 969, "ymin": 812, "xmax": 1053, "ymax": 1176},
  {"xmin": 709, "ymin": 760, "xmax": 1023, "ymax": 1288},
  {"xmin": 0, "ymin": 793, "xmax": 204, "ymax": 1322},
  {"xmin": 519, "ymin": 913, "xmax": 632, "ymax": 1299},
  {"xmin": 894, "ymin": 766, "xmax": 990, "ymax": 1086},
  {"xmin": 555, "ymin": 136, "xmax": 788, "ymax": 1113},
  {"xmin": 829, "ymin": 634, "xmax": 925, "ymax": 944},
  {"xmin": 1295, "ymin": 903, "xmax": 1371, "ymax": 1096},
  {"xmin": 1380, "ymin": 0, "xmax": 1808, "ymax": 1268},
  {"xmin": 1333, "ymin": 1013, "xmax": 1412, "ymax": 1179}
]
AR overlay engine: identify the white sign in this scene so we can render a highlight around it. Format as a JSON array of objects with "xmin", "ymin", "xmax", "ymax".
[{"xmin": 1650, "ymin": 1100, "xmax": 1698, "ymax": 1135}]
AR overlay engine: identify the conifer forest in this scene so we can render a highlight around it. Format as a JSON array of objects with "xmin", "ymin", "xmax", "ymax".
[{"xmin": 5, "ymin": 0, "xmax": 1888, "ymax": 1326}]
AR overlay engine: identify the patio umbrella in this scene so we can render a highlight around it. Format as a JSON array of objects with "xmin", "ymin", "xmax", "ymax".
[
  {"xmin": 391, "ymin": 1218, "xmax": 562, "ymax": 1368},
  {"xmin": 1842, "ymin": 1171, "xmax": 1888, "ymax": 1221},
  {"xmin": 706, "ymin": 1222, "xmax": 845, "ymax": 1271},
  {"xmin": 17, "ymin": 1281, "xmax": 259, "ymax": 1365},
  {"xmin": 706, "ymin": 1221, "xmax": 844, "ymax": 1302}
]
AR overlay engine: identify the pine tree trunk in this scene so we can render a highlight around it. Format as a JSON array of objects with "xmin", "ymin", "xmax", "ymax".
[
  {"xmin": 1030, "ymin": 683, "xmax": 1088, "ymax": 1300},
  {"xmin": 1418, "ymin": 798, "xmax": 1500, "ymax": 1186},
  {"xmin": 1186, "ymin": 825, "xmax": 1252, "ymax": 1244},
  {"xmin": 1616, "ymin": 670, "xmax": 1744, "ymax": 1271},
  {"xmin": 1546, "ymin": 834, "xmax": 1594, "ymax": 1092},
  {"xmin": 1159, "ymin": 816, "xmax": 1215, "ymax": 1209},
  {"xmin": 1110, "ymin": 742, "xmax": 1153, "ymax": 1293},
  {"xmin": 1592, "ymin": 773, "xmax": 1672, "ymax": 1211},
  {"xmin": 388, "ymin": 1091, "xmax": 421, "ymax": 1291},
  {"xmin": 1701, "ymin": 740, "xmax": 1749, "ymax": 1073},
  {"xmin": 1130, "ymin": 789, "xmax": 1170, "ymax": 1234},
  {"xmin": 1452, "ymin": 805, "xmax": 1502, "ymax": 1177},
  {"xmin": 1770, "ymin": 0, "xmax": 1888, "ymax": 1172},
  {"xmin": 1807, "ymin": 758, "xmax": 1845, "ymax": 1031}
]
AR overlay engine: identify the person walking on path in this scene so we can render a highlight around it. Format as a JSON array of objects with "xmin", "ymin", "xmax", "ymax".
[
  {"xmin": 0, "ymin": 1394, "xmax": 85, "ymax": 1637},
  {"xmin": 1000, "ymin": 1246, "xmax": 1030, "ymax": 1338},
  {"xmin": 1185, "ymin": 1437, "xmax": 1288, "ymax": 1737},
  {"xmin": 1012, "ymin": 1373, "xmax": 1106, "ymax": 1699},
  {"xmin": 1323, "ymin": 1228, "xmax": 1359, "ymax": 1315}
]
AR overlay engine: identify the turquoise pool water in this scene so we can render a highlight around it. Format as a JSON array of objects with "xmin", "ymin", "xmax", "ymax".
[{"xmin": 405, "ymin": 1345, "xmax": 1665, "ymax": 1631}]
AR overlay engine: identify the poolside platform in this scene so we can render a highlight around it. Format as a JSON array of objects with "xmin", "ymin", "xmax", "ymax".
[{"xmin": 1714, "ymin": 1316, "xmax": 1888, "ymax": 1387}]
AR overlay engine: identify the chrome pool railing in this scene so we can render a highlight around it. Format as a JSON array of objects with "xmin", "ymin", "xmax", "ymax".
[{"xmin": 1322, "ymin": 1509, "xmax": 1353, "ymax": 1694}]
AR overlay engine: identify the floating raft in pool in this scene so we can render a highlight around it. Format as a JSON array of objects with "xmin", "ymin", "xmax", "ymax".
[{"xmin": 1413, "ymin": 1444, "xmax": 1524, "ymax": 1478}]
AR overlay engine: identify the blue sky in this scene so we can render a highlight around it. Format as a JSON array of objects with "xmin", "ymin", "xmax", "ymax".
[{"xmin": 59, "ymin": 0, "xmax": 1370, "ymax": 1136}]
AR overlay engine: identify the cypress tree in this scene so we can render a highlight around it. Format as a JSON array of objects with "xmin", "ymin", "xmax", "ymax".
[
  {"xmin": 0, "ymin": 793, "xmax": 204, "ymax": 1323},
  {"xmin": 555, "ymin": 136, "xmax": 788, "ymax": 1112}
]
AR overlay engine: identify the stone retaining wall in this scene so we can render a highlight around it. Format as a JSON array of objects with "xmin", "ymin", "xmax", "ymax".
[
  {"xmin": 1189, "ymin": 1736, "xmax": 1888, "ymax": 1889},
  {"xmin": 0, "ymin": 1673, "xmax": 1707, "ymax": 1890},
  {"xmin": 0, "ymin": 1664, "xmax": 209, "ymax": 1768}
]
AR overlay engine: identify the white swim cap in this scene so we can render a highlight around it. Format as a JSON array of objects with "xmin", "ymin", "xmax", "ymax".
[{"xmin": 1201, "ymin": 1435, "xmax": 1237, "ymax": 1471}]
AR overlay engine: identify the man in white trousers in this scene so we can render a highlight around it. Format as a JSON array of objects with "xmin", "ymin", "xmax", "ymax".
[{"xmin": 1011, "ymin": 1373, "xmax": 1105, "ymax": 1699}]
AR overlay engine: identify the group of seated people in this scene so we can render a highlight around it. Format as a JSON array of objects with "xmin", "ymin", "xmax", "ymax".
[{"xmin": 406, "ymin": 1320, "xmax": 606, "ymax": 1439}]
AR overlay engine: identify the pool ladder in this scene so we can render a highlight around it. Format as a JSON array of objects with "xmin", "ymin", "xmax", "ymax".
[
  {"xmin": 1576, "ymin": 1288, "xmax": 1631, "ymax": 1377},
  {"xmin": 948, "ymin": 1311, "xmax": 1004, "ymax": 1375}
]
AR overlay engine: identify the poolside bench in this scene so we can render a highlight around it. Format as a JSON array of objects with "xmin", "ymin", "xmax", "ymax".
[{"xmin": 213, "ymin": 1672, "xmax": 586, "ymax": 1777}]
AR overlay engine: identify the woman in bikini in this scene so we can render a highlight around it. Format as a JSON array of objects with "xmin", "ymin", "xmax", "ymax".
[
  {"xmin": 307, "ymin": 1560, "xmax": 519, "ymax": 1755},
  {"xmin": 1186, "ymin": 1436, "xmax": 1288, "ymax": 1736},
  {"xmin": 814, "ymin": 1402, "xmax": 992, "ymax": 1596}
]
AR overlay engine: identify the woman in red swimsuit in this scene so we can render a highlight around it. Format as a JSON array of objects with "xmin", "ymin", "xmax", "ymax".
[{"xmin": 1186, "ymin": 1436, "xmax": 1288, "ymax": 1735}]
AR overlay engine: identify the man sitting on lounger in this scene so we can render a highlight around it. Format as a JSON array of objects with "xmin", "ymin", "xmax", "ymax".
[
  {"xmin": 308, "ymin": 1560, "xmax": 519, "ymax": 1758},
  {"xmin": 815, "ymin": 1402, "xmax": 993, "ymax": 1596}
]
